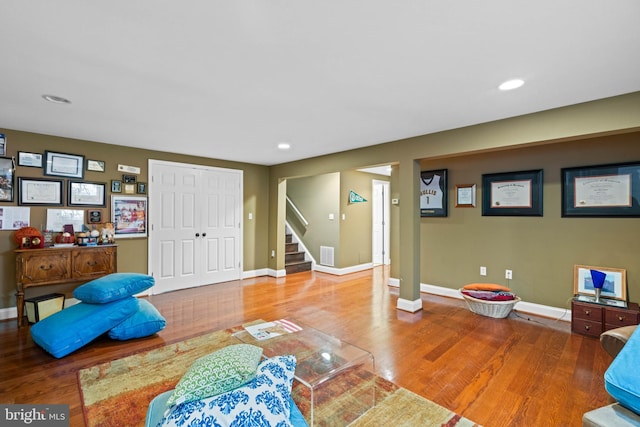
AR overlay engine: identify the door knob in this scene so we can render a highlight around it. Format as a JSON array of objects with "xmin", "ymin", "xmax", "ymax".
[
  {"xmin": 202, "ymin": 233, "xmax": 206, "ymax": 237},
  {"xmin": 195, "ymin": 233, "xmax": 200, "ymax": 237}
]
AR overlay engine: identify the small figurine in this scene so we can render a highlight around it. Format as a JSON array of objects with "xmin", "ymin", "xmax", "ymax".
[{"xmin": 101, "ymin": 222, "xmax": 115, "ymax": 244}]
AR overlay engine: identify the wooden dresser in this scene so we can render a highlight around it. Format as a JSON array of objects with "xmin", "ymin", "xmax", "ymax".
[
  {"xmin": 571, "ymin": 298, "xmax": 640, "ymax": 338},
  {"xmin": 15, "ymin": 245, "xmax": 117, "ymax": 326}
]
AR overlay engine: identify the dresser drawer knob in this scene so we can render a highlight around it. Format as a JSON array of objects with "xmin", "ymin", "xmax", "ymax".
[
  {"xmin": 584, "ymin": 324, "xmax": 591, "ymax": 331},
  {"xmin": 618, "ymin": 315, "xmax": 625, "ymax": 322},
  {"xmin": 584, "ymin": 310, "xmax": 591, "ymax": 315},
  {"xmin": 39, "ymin": 264, "xmax": 54, "ymax": 271}
]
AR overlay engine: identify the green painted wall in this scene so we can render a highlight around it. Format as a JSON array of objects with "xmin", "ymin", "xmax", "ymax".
[{"xmin": 0, "ymin": 129, "xmax": 270, "ymax": 309}]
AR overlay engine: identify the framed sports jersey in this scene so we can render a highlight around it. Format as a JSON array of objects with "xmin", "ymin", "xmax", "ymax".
[{"xmin": 420, "ymin": 169, "xmax": 448, "ymax": 217}]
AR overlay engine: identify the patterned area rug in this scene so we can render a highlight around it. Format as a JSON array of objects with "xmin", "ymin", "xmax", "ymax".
[{"xmin": 77, "ymin": 325, "xmax": 480, "ymax": 427}]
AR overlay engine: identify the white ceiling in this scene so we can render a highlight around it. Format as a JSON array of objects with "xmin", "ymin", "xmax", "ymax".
[{"xmin": 1, "ymin": 1, "xmax": 639, "ymax": 166}]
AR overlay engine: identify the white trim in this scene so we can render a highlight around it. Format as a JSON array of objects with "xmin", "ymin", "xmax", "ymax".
[
  {"xmin": 397, "ymin": 298, "xmax": 423, "ymax": 312},
  {"xmin": 243, "ymin": 269, "xmax": 271, "ymax": 279},
  {"xmin": 314, "ymin": 263, "xmax": 373, "ymax": 276},
  {"xmin": 266, "ymin": 268, "xmax": 287, "ymax": 278}
]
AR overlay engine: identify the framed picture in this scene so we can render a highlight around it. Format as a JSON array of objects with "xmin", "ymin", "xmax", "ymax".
[
  {"xmin": 455, "ymin": 184, "xmax": 476, "ymax": 208},
  {"xmin": 44, "ymin": 151, "xmax": 85, "ymax": 179},
  {"xmin": 562, "ymin": 161, "xmax": 640, "ymax": 217},
  {"xmin": 420, "ymin": 169, "xmax": 448, "ymax": 217},
  {"xmin": 18, "ymin": 177, "xmax": 64, "ymax": 206},
  {"xmin": 0, "ymin": 133, "xmax": 5, "ymax": 156},
  {"xmin": 124, "ymin": 183, "xmax": 136, "ymax": 194},
  {"xmin": 137, "ymin": 182, "xmax": 147, "ymax": 194},
  {"xmin": 482, "ymin": 169, "xmax": 543, "ymax": 216},
  {"xmin": 87, "ymin": 159, "xmax": 106, "ymax": 172},
  {"xmin": 111, "ymin": 195, "xmax": 147, "ymax": 238},
  {"xmin": 0, "ymin": 157, "xmax": 15, "ymax": 202},
  {"xmin": 573, "ymin": 264, "xmax": 627, "ymax": 301},
  {"xmin": 68, "ymin": 181, "xmax": 106, "ymax": 207},
  {"xmin": 87, "ymin": 209, "xmax": 103, "ymax": 224},
  {"xmin": 122, "ymin": 174, "xmax": 137, "ymax": 183},
  {"xmin": 111, "ymin": 180, "xmax": 122, "ymax": 193},
  {"xmin": 17, "ymin": 152, "xmax": 43, "ymax": 168}
]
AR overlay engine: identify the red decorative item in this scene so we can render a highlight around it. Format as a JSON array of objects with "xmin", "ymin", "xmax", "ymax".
[{"xmin": 14, "ymin": 227, "xmax": 45, "ymax": 249}]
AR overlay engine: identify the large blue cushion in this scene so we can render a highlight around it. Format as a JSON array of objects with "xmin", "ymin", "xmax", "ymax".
[
  {"xmin": 108, "ymin": 299, "xmax": 166, "ymax": 340},
  {"xmin": 73, "ymin": 273, "xmax": 155, "ymax": 303},
  {"xmin": 605, "ymin": 325, "xmax": 640, "ymax": 414},
  {"xmin": 30, "ymin": 297, "xmax": 139, "ymax": 358}
]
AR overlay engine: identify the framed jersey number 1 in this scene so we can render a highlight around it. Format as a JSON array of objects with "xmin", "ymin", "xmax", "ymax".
[{"xmin": 420, "ymin": 169, "xmax": 448, "ymax": 217}]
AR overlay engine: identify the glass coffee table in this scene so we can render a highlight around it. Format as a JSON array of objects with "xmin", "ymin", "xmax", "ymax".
[{"xmin": 233, "ymin": 318, "xmax": 375, "ymax": 426}]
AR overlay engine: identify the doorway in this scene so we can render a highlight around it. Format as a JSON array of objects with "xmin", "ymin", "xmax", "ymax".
[{"xmin": 372, "ymin": 179, "xmax": 390, "ymax": 265}]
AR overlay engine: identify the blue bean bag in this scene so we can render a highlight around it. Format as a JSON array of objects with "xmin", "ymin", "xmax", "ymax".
[
  {"xmin": 30, "ymin": 297, "xmax": 139, "ymax": 358},
  {"xmin": 605, "ymin": 325, "xmax": 640, "ymax": 414}
]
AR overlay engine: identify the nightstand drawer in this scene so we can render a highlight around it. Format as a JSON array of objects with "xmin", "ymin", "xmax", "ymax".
[
  {"xmin": 605, "ymin": 307, "xmax": 640, "ymax": 329},
  {"xmin": 572, "ymin": 318, "xmax": 603, "ymax": 337},
  {"xmin": 572, "ymin": 302, "xmax": 603, "ymax": 321}
]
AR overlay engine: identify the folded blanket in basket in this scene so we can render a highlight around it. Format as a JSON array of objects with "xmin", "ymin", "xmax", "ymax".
[{"xmin": 461, "ymin": 290, "xmax": 517, "ymax": 301}]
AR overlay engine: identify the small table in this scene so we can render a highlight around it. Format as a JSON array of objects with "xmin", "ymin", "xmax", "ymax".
[{"xmin": 233, "ymin": 319, "xmax": 375, "ymax": 426}]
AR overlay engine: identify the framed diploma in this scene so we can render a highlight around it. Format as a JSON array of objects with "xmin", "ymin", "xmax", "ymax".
[
  {"xmin": 562, "ymin": 162, "xmax": 640, "ymax": 217},
  {"xmin": 482, "ymin": 169, "xmax": 543, "ymax": 216},
  {"xmin": 18, "ymin": 177, "xmax": 64, "ymax": 206}
]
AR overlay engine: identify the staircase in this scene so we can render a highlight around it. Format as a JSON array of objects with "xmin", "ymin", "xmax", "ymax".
[{"xmin": 285, "ymin": 233, "xmax": 312, "ymax": 274}]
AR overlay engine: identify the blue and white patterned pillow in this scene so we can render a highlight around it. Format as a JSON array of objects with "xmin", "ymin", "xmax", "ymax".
[{"xmin": 159, "ymin": 354, "xmax": 297, "ymax": 427}]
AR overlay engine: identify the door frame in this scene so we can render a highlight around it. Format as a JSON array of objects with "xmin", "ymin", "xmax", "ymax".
[{"xmin": 372, "ymin": 179, "xmax": 390, "ymax": 265}]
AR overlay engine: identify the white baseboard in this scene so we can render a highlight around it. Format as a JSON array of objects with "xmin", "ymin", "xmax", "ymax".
[
  {"xmin": 397, "ymin": 298, "xmax": 423, "ymax": 313},
  {"xmin": 243, "ymin": 268, "xmax": 271, "ymax": 279},
  {"xmin": 314, "ymin": 263, "xmax": 373, "ymax": 276},
  {"xmin": 388, "ymin": 278, "xmax": 571, "ymax": 322}
]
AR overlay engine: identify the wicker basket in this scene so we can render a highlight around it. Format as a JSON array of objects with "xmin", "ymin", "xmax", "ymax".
[{"xmin": 459, "ymin": 289, "xmax": 521, "ymax": 319}]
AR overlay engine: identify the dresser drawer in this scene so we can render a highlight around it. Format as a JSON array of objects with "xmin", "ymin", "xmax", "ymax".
[
  {"xmin": 604, "ymin": 306, "xmax": 640, "ymax": 330},
  {"xmin": 572, "ymin": 301, "xmax": 603, "ymax": 322},
  {"xmin": 572, "ymin": 318, "xmax": 603, "ymax": 338}
]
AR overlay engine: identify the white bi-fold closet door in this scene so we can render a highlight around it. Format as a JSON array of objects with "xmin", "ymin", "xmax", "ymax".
[{"xmin": 148, "ymin": 160, "xmax": 242, "ymax": 294}]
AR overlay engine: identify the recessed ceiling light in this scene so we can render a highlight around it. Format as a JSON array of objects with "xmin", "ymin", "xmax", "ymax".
[
  {"xmin": 277, "ymin": 142, "xmax": 291, "ymax": 150},
  {"xmin": 498, "ymin": 79, "xmax": 525, "ymax": 91},
  {"xmin": 42, "ymin": 94, "xmax": 71, "ymax": 104}
]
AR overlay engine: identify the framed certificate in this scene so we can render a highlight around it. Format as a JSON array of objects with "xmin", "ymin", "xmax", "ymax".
[
  {"xmin": 455, "ymin": 184, "xmax": 476, "ymax": 208},
  {"xmin": 562, "ymin": 162, "xmax": 640, "ymax": 217},
  {"xmin": 482, "ymin": 169, "xmax": 543, "ymax": 216}
]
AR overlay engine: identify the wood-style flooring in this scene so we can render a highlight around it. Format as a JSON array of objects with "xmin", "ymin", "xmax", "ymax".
[{"xmin": 0, "ymin": 267, "xmax": 614, "ymax": 426}]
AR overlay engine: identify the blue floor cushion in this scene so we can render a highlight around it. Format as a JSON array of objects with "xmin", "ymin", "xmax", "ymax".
[
  {"xmin": 108, "ymin": 299, "xmax": 166, "ymax": 340},
  {"xmin": 30, "ymin": 297, "xmax": 139, "ymax": 358},
  {"xmin": 73, "ymin": 273, "xmax": 155, "ymax": 303},
  {"xmin": 605, "ymin": 325, "xmax": 640, "ymax": 414}
]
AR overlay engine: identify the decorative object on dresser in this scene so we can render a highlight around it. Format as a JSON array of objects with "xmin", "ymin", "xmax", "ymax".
[
  {"xmin": 14, "ymin": 244, "xmax": 117, "ymax": 326},
  {"xmin": 571, "ymin": 299, "xmax": 640, "ymax": 337}
]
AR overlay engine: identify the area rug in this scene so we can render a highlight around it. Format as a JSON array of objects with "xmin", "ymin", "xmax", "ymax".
[{"xmin": 78, "ymin": 324, "xmax": 480, "ymax": 427}]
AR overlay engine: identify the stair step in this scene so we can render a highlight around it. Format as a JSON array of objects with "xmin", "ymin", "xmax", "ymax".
[
  {"xmin": 285, "ymin": 251, "xmax": 306, "ymax": 263},
  {"xmin": 285, "ymin": 242, "xmax": 299, "ymax": 253},
  {"xmin": 285, "ymin": 260, "xmax": 312, "ymax": 275}
]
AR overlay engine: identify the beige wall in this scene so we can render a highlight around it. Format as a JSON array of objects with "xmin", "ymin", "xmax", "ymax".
[
  {"xmin": 0, "ymin": 129, "xmax": 270, "ymax": 309},
  {"xmin": 419, "ymin": 132, "xmax": 640, "ymax": 307}
]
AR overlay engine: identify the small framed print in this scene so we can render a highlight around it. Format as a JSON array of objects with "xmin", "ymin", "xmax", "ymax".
[
  {"xmin": 573, "ymin": 265, "xmax": 627, "ymax": 301},
  {"xmin": 44, "ymin": 151, "xmax": 85, "ymax": 179},
  {"xmin": 111, "ymin": 180, "xmax": 122, "ymax": 193},
  {"xmin": 122, "ymin": 174, "xmax": 137, "ymax": 183},
  {"xmin": 87, "ymin": 159, "xmax": 105, "ymax": 172},
  {"xmin": 455, "ymin": 184, "xmax": 476, "ymax": 208},
  {"xmin": 87, "ymin": 209, "xmax": 103, "ymax": 224},
  {"xmin": 17, "ymin": 152, "xmax": 43, "ymax": 168},
  {"xmin": 137, "ymin": 182, "xmax": 147, "ymax": 194},
  {"xmin": 124, "ymin": 183, "xmax": 136, "ymax": 194}
]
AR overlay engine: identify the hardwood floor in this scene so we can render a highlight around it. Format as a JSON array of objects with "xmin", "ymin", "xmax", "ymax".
[{"xmin": 0, "ymin": 267, "xmax": 614, "ymax": 426}]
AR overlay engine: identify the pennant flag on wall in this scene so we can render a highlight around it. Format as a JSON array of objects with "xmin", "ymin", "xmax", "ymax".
[{"xmin": 349, "ymin": 190, "xmax": 367, "ymax": 203}]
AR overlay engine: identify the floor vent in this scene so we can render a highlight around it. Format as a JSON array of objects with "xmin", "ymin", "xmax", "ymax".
[{"xmin": 320, "ymin": 246, "xmax": 335, "ymax": 266}]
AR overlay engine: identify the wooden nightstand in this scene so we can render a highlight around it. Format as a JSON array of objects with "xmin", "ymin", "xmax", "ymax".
[{"xmin": 571, "ymin": 298, "xmax": 640, "ymax": 337}]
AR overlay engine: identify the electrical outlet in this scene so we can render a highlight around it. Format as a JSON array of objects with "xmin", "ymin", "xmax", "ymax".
[
  {"xmin": 480, "ymin": 266, "xmax": 487, "ymax": 276},
  {"xmin": 505, "ymin": 269, "xmax": 513, "ymax": 280}
]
